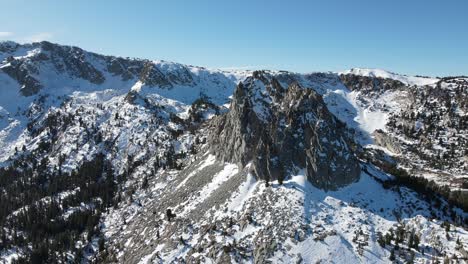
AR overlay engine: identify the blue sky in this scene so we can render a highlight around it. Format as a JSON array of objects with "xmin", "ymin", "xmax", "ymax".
[{"xmin": 1, "ymin": 0, "xmax": 467, "ymax": 76}]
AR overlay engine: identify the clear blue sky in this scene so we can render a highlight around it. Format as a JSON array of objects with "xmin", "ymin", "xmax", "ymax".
[{"xmin": 1, "ymin": 0, "xmax": 467, "ymax": 76}]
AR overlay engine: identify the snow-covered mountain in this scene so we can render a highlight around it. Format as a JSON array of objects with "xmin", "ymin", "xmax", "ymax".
[
  {"xmin": 340, "ymin": 68, "xmax": 440, "ymax": 86},
  {"xmin": 0, "ymin": 41, "xmax": 467, "ymax": 263}
]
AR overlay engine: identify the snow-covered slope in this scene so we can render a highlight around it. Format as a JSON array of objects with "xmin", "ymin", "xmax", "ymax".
[
  {"xmin": 103, "ymin": 153, "xmax": 468, "ymax": 263},
  {"xmin": 340, "ymin": 68, "xmax": 439, "ymax": 86}
]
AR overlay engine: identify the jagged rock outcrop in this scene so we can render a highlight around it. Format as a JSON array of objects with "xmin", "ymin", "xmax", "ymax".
[
  {"xmin": 40, "ymin": 41, "xmax": 105, "ymax": 85},
  {"xmin": 210, "ymin": 71, "xmax": 360, "ymax": 190},
  {"xmin": 139, "ymin": 61, "xmax": 172, "ymax": 88},
  {"xmin": 373, "ymin": 129, "xmax": 402, "ymax": 154},
  {"xmin": 1, "ymin": 41, "xmax": 105, "ymax": 95},
  {"xmin": 340, "ymin": 73, "xmax": 407, "ymax": 92},
  {"xmin": 1, "ymin": 59, "xmax": 42, "ymax": 96}
]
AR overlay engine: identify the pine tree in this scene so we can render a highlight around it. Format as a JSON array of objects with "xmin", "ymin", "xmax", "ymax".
[
  {"xmin": 443, "ymin": 255, "xmax": 450, "ymax": 264},
  {"xmin": 407, "ymin": 251, "xmax": 415, "ymax": 264},
  {"xmin": 166, "ymin": 208, "xmax": 175, "ymax": 222},
  {"xmin": 142, "ymin": 177, "xmax": 149, "ymax": 189},
  {"xmin": 377, "ymin": 232, "xmax": 385, "ymax": 247},
  {"xmin": 389, "ymin": 248, "xmax": 395, "ymax": 261},
  {"xmin": 412, "ymin": 234, "xmax": 420, "ymax": 250},
  {"xmin": 408, "ymin": 230, "xmax": 414, "ymax": 247},
  {"xmin": 99, "ymin": 237, "xmax": 105, "ymax": 252}
]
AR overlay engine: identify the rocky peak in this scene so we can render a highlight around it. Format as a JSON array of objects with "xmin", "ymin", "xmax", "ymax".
[
  {"xmin": 0, "ymin": 41, "xmax": 105, "ymax": 95},
  {"xmin": 210, "ymin": 72, "xmax": 360, "ymax": 190},
  {"xmin": 154, "ymin": 60, "xmax": 194, "ymax": 86},
  {"xmin": 42, "ymin": 41, "xmax": 106, "ymax": 84},
  {"xmin": 0, "ymin": 41, "xmax": 19, "ymax": 53}
]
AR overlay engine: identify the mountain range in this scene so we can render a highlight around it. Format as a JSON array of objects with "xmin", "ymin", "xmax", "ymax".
[{"xmin": 0, "ymin": 41, "xmax": 467, "ymax": 263}]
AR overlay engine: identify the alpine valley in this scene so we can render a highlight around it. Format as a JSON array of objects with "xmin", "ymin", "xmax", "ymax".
[{"xmin": 0, "ymin": 41, "xmax": 467, "ymax": 263}]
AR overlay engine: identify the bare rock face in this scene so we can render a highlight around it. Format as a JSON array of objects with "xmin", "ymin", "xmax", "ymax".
[
  {"xmin": 0, "ymin": 41, "xmax": 19, "ymax": 53},
  {"xmin": 373, "ymin": 129, "xmax": 402, "ymax": 154},
  {"xmin": 139, "ymin": 61, "xmax": 172, "ymax": 88},
  {"xmin": 1, "ymin": 41, "xmax": 105, "ymax": 96},
  {"xmin": 210, "ymin": 71, "xmax": 360, "ymax": 190},
  {"xmin": 1, "ymin": 59, "xmax": 42, "ymax": 96},
  {"xmin": 340, "ymin": 73, "xmax": 407, "ymax": 92}
]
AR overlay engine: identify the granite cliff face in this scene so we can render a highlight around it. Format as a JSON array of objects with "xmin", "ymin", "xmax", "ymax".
[{"xmin": 210, "ymin": 71, "xmax": 360, "ymax": 190}]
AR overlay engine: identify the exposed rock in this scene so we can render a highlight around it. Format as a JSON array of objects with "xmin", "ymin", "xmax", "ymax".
[
  {"xmin": 139, "ymin": 61, "xmax": 172, "ymax": 88},
  {"xmin": 210, "ymin": 71, "xmax": 360, "ymax": 190},
  {"xmin": 1, "ymin": 59, "xmax": 42, "ymax": 96},
  {"xmin": 340, "ymin": 73, "xmax": 407, "ymax": 92},
  {"xmin": 373, "ymin": 129, "xmax": 402, "ymax": 154},
  {"xmin": 0, "ymin": 41, "xmax": 19, "ymax": 53},
  {"xmin": 187, "ymin": 96, "xmax": 220, "ymax": 124},
  {"xmin": 107, "ymin": 57, "xmax": 141, "ymax": 81},
  {"xmin": 253, "ymin": 236, "xmax": 276, "ymax": 264},
  {"xmin": 1, "ymin": 41, "xmax": 200, "ymax": 97},
  {"xmin": 40, "ymin": 41, "xmax": 105, "ymax": 84},
  {"xmin": 1, "ymin": 41, "xmax": 106, "ymax": 96},
  {"xmin": 124, "ymin": 90, "xmax": 139, "ymax": 104},
  {"xmin": 157, "ymin": 61, "xmax": 194, "ymax": 85}
]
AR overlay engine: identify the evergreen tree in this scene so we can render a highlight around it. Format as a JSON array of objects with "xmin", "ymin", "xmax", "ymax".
[
  {"xmin": 389, "ymin": 248, "xmax": 395, "ymax": 261},
  {"xmin": 142, "ymin": 177, "xmax": 149, "ymax": 189},
  {"xmin": 99, "ymin": 237, "xmax": 105, "ymax": 252}
]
